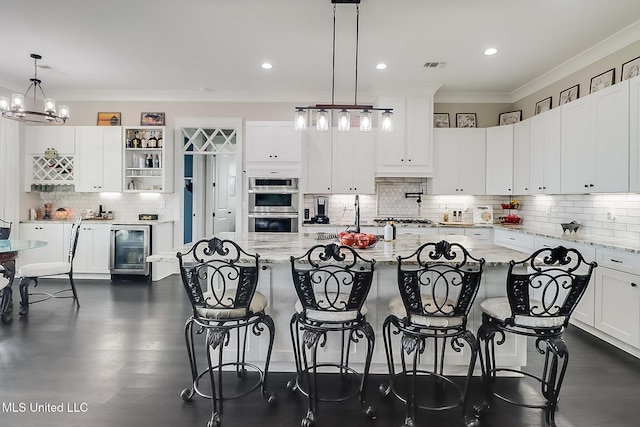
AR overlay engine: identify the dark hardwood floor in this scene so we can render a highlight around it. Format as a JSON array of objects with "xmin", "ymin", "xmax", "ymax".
[{"xmin": 1, "ymin": 277, "xmax": 638, "ymax": 427}]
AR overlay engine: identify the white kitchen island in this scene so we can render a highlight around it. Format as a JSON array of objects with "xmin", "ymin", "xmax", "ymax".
[{"xmin": 150, "ymin": 232, "xmax": 532, "ymax": 373}]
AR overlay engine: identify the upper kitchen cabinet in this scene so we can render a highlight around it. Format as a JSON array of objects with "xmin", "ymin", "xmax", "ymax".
[
  {"xmin": 530, "ymin": 108, "xmax": 561, "ymax": 194},
  {"xmin": 512, "ymin": 120, "xmax": 531, "ymax": 195},
  {"xmin": 24, "ymin": 125, "xmax": 76, "ymax": 192},
  {"xmin": 304, "ymin": 128, "xmax": 333, "ymax": 193},
  {"xmin": 561, "ymin": 80, "xmax": 629, "ymax": 194},
  {"xmin": 331, "ymin": 128, "xmax": 376, "ymax": 194},
  {"xmin": 123, "ymin": 126, "xmax": 173, "ymax": 193},
  {"xmin": 245, "ymin": 121, "xmax": 302, "ymax": 177},
  {"xmin": 485, "ymin": 124, "xmax": 514, "ymax": 195},
  {"xmin": 75, "ymin": 126, "xmax": 122, "ymax": 192},
  {"xmin": 25, "ymin": 125, "xmax": 75, "ymax": 155},
  {"xmin": 376, "ymin": 97, "xmax": 434, "ymax": 177},
  {"xmin": 429, "ymin": 128, "xmax": 486, "ymax": 195},
  {"xmin": 628, "ymin": 76, "xmax": 640, "ymax": 192}
]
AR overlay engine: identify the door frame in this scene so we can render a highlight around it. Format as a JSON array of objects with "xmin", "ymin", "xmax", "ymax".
[{"xmin": 173, "ymin": 118, "xmax": 244, "ymax": 245}]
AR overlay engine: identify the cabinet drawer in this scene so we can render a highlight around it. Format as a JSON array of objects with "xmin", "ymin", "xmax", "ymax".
[
  {"xmin": 596, "ymin": 248, "xmax": 640, "ymax": 274},
  {"xmin": 464, "ymin": 228, "xmax": 492, "ymax": 241},
  {"xmin": 493, "ymin": 228, "xmax": 535, "ymax": 253}
]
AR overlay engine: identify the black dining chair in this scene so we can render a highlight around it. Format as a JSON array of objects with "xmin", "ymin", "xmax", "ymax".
[
  {"xmin": 177, "ymin": 237, "xmax": 275, "ymax": 427},
  {"xmin": 288, "ymin": 243, "xmax": 376, "ymax": 427},
  {"xmin": 380, "ymin": 240, "xmax": 485, "ymax": 427},
  {"xmin": 476, "ymin": 245, "xmax": 597, "ymax": 426},
  {"xmin": 17, "ymin": 217, "xmax": 82, "ymax": 316}
]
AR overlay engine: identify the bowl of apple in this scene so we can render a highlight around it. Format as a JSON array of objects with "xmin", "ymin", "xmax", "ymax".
[{"xmin": 338, "ymin": 231, "xmax": 378, "ymax": 249}]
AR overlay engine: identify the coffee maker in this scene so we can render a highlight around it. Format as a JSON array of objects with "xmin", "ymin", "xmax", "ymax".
[{"xmin": 313, "ymin": 196, "xmax": 330, "ymax": 224}]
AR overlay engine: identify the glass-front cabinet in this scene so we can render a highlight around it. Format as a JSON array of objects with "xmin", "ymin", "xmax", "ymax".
[{"xmin": 123, "ymin": 126, "xmax": 173, "ymax": 192}]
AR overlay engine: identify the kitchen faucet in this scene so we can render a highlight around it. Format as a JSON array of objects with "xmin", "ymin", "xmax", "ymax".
[{"xmin": 354, "ymin": 195, "xmax": 360, "ymax": 233}]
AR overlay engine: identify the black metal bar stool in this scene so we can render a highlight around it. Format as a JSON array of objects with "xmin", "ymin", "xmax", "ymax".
[
  {"xmin": 288, "ymin": 243, "xmax": 376, "ymax": 427},
  {"xmin": 380, "ymin": 240, "xmax": 485, "ymax": 427},
  {"xmin": 177, "ymin": 237, "xmax": 276, "ymax": 427},
  {"xmin": 476, "ymin": 246, "xmax": 597, "ymax": 426},
  {"xmin": 0, "ymin": 218, "xmax": 13, "ymax": 323}
]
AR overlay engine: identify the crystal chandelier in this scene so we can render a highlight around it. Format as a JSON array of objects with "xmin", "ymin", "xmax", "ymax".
[
  {"xmin": 294, "ymin": 0, "xmax": 392, "ymax": 132},
  {"xmin": 0, "ymin": 54, "xmax": 69, "ymax": 124}
]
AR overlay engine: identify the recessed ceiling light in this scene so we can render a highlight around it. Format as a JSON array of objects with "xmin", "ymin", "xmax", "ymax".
[
  {"xmin": 484, "ymin": 48, "xmax": 498, "ymax": 56},
  {"xmin": 261, "ymin": 63, "xmax": 273, "ymax": 69},
  {"xmin": 376, "ymin": 63, "xmax": 387, "ymax": 70}
]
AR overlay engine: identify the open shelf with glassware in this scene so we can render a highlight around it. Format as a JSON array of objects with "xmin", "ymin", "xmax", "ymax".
[{"xmin": 122, "ymin": 126, "xmax": 172, "ymax": 192}]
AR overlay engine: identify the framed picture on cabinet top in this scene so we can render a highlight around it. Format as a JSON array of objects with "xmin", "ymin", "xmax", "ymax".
[
  {"xmin": 590, "ymin": 68, "xmax": 615, "ymax": 93},
  {"xmin": 433, "ymin": 113, "xmax": 450, "ymax": 128},
  {"xmin": 140, "ymin": 112, "xmax": 165, "ymax": 126},
  {"xmin": 559, "ymin": 85, "xmax": 580, "ymax": 105},
  {"xmin": 535, "ymin": 97, "xmax": 552, "ymax": 115},
  {"xmin": 621, "ymin": 56, "xmax": 640, "ymax": 81},
  {"xmin": 498, "ymin": 110, "xmax": 521, "ymax": 125},
  {"xmin": 97, "ymin": 112, "xmax": 121, "ymax": 126},
  {"xmin": 456, "ymin": 113, "xmax": 476, "ymax": 128}
]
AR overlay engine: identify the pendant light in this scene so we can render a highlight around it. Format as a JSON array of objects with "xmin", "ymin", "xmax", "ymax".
[
  {"xmin": 294, "ymin": 0, "xmax": 392, "ymax": 132},
  {"xmin": 0, "ymin": 54, "xmax": 69, "ymax": 124}
]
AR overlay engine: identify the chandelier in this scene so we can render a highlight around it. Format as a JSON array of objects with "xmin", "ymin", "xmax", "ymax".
[
  {"xmin": 0, "ymin": 54, "xmax": 69, "ymax": 124},
  {"xmin": 294, "ymin": 0, "xmax": 392, "ymax": 132}
]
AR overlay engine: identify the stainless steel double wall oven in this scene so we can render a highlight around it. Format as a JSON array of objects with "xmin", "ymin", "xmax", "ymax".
[{"xmin": 248, "ymin": 177, "xmax": 299, "ymax": 232}]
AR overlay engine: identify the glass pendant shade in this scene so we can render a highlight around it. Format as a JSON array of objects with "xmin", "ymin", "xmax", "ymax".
[
  {"xmin": 360, "ymin": 110, "xmax": 372, "ymax": 132},
  {"xmin": 294, "ymin": 108, "xmax": 307, "ymax": 130},
  {"xmin": 11, "ymin": 94, "xmax": 24, "ymax": 111},
  {"xmin": 44, "ymin": 98, "xmax": 56, "ymax": 114},
  {"xmin": 337, "ymin": 109, "xmax": 350, "ymax": 131},
  {"xmin": 59, "ymin": 105, "xmax": 70, "ymax": 119},
  {"xmin": 0, "ymin": 97, "xmax": 8, "ymax": 111},
  {"xmin": 381, "ymin": 110, "xmax": 394, "ymax": 132},
  {"xmin": 316, "ymin": 109, "xmax": 329, "ymax": 131}
]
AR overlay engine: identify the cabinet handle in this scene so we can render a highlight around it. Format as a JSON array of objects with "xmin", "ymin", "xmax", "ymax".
[
  {"xmin": 401, "ymin": 158, "xmax": 404, "ymax": 162},
  {"xmin": 589, "ymin": 184, "xmax": 594, "ymax": 187},
  {"xmin": 610, "ymin": 259, "xmax": 623, "ymax": 263},
  {"xmin": 584, "ymin": 184, "xmax": 589, "ymax": 188},
  {"xmin": 525, "ymin": 187, "xmax": 528, "ymax": 190},
  {"xmin": 408, "ymin": 159, "xmax": 411, "ymax": 162},
  {"xmin": 632, "ymin": 283, "xmax": 638, "ymax": 288},
  {"xmin": 538, "ymin": 187, "xmax": 542, "ymax": 190}
]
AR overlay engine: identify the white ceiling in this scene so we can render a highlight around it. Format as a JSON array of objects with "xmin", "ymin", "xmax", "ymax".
[{"xmin": 2, "ymin": 0, "xmax": 640, "ymax": 104}]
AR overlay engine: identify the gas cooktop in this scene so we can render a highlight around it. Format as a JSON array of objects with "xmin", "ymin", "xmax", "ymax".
[{"xmin": 373, "ymin": 217, "xmax": 433, "ymax": 225}]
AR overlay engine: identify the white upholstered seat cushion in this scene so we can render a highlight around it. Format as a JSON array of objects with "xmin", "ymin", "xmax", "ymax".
[
  {"xmin": 18, "ymin": 262, "xmax": 71, "ymax": 278},
  {"xmin": 295, "ymin": 292, "xmax": 367, "ymax": 322},
  {"xmin": 480, "ymin": 297, "xmax": 566, "ymax": 328},
  {"xmin": 196, "ymin": 289, "xmax": 268, "ymax": 320},
  {"xmin": 388, "ymin": 295, "xmax": 463, "ymax": 328}
]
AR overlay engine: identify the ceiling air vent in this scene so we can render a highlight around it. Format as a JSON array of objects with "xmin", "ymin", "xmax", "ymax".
[{"xmin": 423, "ymin": 62, "xmax": 446, "ymax": 69}]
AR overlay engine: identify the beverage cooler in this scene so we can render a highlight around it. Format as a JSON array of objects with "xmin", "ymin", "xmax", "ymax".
[{"xmin": 110, "ymin": 224, "xmax": 151, "ymax": 280}]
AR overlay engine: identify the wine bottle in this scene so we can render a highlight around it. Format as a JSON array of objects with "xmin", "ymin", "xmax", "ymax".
[{"xmin": 157, "ymin": 132, "xmax": 163, "ymax": 148}]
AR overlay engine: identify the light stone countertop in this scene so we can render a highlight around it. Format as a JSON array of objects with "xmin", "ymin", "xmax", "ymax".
[
  {"xmin": 149, "ymin": 231, "xmax": 531, "ymax": 266},
  {"xmin": 20, "ymin": 219, "xmax": 174, "ymax": 225},
  {"xmin": 494, "ymin": 224, "xmax": 640, "ymax": 254}
]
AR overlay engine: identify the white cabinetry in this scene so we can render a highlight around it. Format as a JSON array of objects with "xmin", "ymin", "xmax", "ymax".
[
  {"xmin": 73, "ymin": 223, "xmax": 111, "ymax": 275},
  {"xmin": 485, "ymin": 124, "xmax": 514, "ymax": 195},
  {"xmin": 628, "ymin": 76, "xmax": 640, "ymax": 192},
  {"xmin": 594, "ymin": 248, "xmax": 640, "ymax": 349},
  {"xmin": 25, "ymin": 126, "xmax": 75, "ymax": 155},
  {"xmin": 512, "ymin": 120, "xmax": 531, "ymax": 195},
  {"xmin": 304, "ymin": 129, "xmax": 333, "ymax": 193},
  {"xmin": 75, "ymin": 127, "xmax": 122, "ymax": 192},
  {"xmin": 493, "ymin": 228, "xmax": 534, "ymax": 253},
  {"xmin": 530, "ymin": 108, "xmax": 561, "ymax": 194},
  {"xmin": 561, "ymin": 81, "xmax": 629, "ymax": 193},
  {"xmin": 123, "ymin": 127, "xmax": 173, "ymax": 193},
  {"xmin": 594, "ymin": 266, "xmax": 640, "ymax": 348},
  {"xmin": 17, "ymin": 223, "xmax": 68, "ymax": 268},
  {"xmin": 24, "ymin": 126, "xmax": 76, "ymax": 192},
  {"xmin": 376, "ymin": 97, "xmax": 434, "ymax": 177},
  {"xmin": 245, "ymin": 121, "xmax": 302, "ymax": 177},
  {"xmin": 430, "ymin": 128, "xmax": 486, "ymax": 195},
  {"xmin": 331, "ymin": 129, "xmax": 376, "ymax": 194}
]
